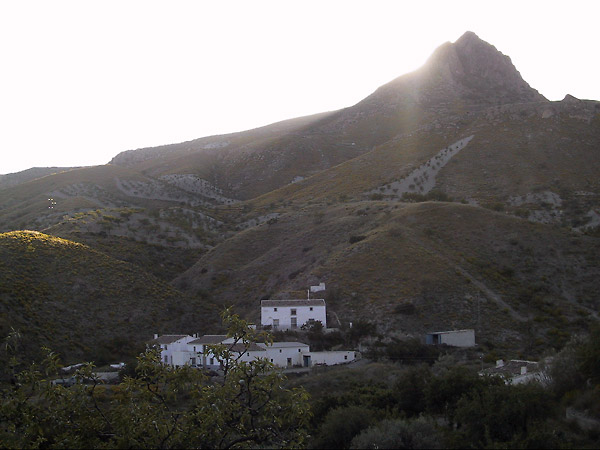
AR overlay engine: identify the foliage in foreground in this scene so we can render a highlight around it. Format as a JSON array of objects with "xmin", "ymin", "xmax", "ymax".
[
  {"xmin": 0, "ymin": 310, "xmax": 310, "ymax": 449},
  {"xmin": 306, "ymin": 325, "xmax": 600, "ymax": 449}
]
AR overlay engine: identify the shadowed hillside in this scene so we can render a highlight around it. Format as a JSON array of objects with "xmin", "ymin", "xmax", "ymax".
[{"xmin": 0, "ymin": 231, "xmax": 219, "ymax": 372}]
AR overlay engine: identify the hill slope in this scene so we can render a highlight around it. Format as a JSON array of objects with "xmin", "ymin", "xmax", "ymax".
[
  {"xmin": 109, "ymin": 31, "xmax": 549, "ymax": 201},
  {"xmin": 175, "ymin": 202, "xmax": 600, "ymax": 355},
  {"xmin": 0, "ymin": 231, "xmax": 219, "ymax": 370}
]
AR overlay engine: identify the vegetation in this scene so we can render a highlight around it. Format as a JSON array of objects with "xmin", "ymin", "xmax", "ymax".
[
  {"xmin": 0, "ymin": 311, "xmax": 310, "ymax": 449},
  {"xmin": 0, "ymin": 231, "xmax": 218, "ymax": 375},
  {"xmin": 296, "ymin": 325, "xmax": 600, "ymax": 449}
]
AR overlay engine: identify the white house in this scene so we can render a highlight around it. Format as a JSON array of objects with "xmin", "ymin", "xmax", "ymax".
[
  {"xmin": 154, "ymin": 333, "xmax": 356, "ymax": 369},
  {"xmin": 425, "ymin": 329, "xmax": 475, "ymax": 347},
  {"xmin": 260, "ymin": 299, "xmax": 326, "ymax": 330},
  {"xmin": 258, "ymin": 341, "xmax": 310, "ymax": 367},
  {"xmin": 153, "ymin": 334, "xmax": 197, "ymax": 366}
]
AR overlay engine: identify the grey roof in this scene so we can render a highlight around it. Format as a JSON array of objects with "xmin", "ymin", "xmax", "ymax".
[
  {"xmin": 426, "ymin": 329, "xmax": 474, "ymax": 335},
  {"xmin": 261, "ymin": 341, "xmax": 310, "ymax": 348},
  {"xmin": 229, "ymin": 343, "xmax": 266, "ymax": 353},
  {"xmin": 261, "ymin": 299, "xmax": 325, "ymax": 307},
  {"xmin": 188, "ymin": 335, "xmax": 228, "ymax": 345},
  {"xmin": 153, "ymin": 335, "xmax": 190, "ymax": 344},
  {"xmin": 481, "ymin": 360, "xmax": 539, "ymax": 376}
]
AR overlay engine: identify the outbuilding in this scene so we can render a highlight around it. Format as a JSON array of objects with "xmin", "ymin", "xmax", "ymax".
[{"xmin": 425, "ymin": 329, "xmax": 475, "ymax": 347}]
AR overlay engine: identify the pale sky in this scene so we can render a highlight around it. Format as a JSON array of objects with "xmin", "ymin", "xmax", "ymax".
[{"xmin": 1, "ymin": 0, "xmax": 598, "ymax": 175}]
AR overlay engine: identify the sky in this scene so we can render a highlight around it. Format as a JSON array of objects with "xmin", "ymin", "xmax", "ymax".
[{"xmin": 1, "ymin": 0, "xmax": 599, "ymax": 175}]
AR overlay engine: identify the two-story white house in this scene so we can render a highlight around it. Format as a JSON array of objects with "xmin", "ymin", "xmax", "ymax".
[
  {"xmin": 153, "ymin": 334, "xmax": 197, "ymax": 366},
  {"xmin": 260, "ymin": 299, "xmax": 326, "ymax": 330}
]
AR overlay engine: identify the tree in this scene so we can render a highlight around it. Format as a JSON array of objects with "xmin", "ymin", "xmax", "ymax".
[{"xmin": 0, "ymin": 310, "xmax": 310, "ymax": 449}]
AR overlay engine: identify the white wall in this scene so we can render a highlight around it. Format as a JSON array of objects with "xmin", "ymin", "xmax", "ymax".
[
  {"xmin": 260, "ymin": 343, "xmax": 309, "ymax": 367},
  {"xmin": 308, "ymin": 351, "xmax": 355, "ymax": 366},
  {"xmin": 261, "ymin": 305, "xmax": 326, "ymax": 330},
  {"xmin": 440, "ymin": 330, "xmax": 475, "ymax": 347}
]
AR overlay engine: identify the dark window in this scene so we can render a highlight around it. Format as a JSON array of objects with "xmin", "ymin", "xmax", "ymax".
[
  {"xmin": 291, "ymin": 308, "xmax": 297, "ymax": 315},
  {"xmin": 274, "ymin": 307, "xmax": 278, "ymax": 312}
]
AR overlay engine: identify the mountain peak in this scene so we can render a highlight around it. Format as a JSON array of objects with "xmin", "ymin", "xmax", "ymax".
[
  {"xmin": 426, "ymin": 31, "xmax": 546, "ymax": 104},
  {"xmin": 455, "ymin": 30, "xmax": 483, "ymax": 46},
  {"xmin": 371, "ymin": 31, "xmax": 547, "ymax": 109}
]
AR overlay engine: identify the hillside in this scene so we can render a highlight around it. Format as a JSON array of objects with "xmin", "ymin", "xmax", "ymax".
[
  {"xmin": 175, "ymin": 201, "xmax": 600, "ymax": 356},
  {"xmin": 2, "ymin": 31, "xmax": 600, "ymax": 363},
  {"xmin": 0, "ymin": 231, "xmax": 219, "ymax": 372},
  {"xmin": 248, "ymin": 97, "xmax": 600, "ymax": 230},
  {"xmin": 108, "ymin": 32, "xmax": 549, "ymax": 202}
]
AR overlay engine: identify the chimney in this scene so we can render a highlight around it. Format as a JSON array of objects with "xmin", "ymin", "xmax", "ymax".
[{"xmin": 496, "ymin": 359, "xmax": 504, "ymax": 368}]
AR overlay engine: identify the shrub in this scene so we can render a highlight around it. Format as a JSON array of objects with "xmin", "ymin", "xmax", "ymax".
[
  {"xmin": 350, "ymin": 417, "xmax": 442, "ymax": 449},
  {"xmin": 313, "ymin": 405, "xmax": 377, "ymax": 449},
  {"xmin": 349, "ymin": 235, "xmax": 366, "ymax": 244}
]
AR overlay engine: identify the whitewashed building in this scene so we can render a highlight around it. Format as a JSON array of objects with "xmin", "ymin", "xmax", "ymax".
[
  {"xmin": 153, "ymin": 334, "xmax": 198, "ymax": 366},
  {"xmin": 260, "ymin": 299, "xmax": 326, "ymax": 330},
  {"xmin": 153, "ymin": 333, "xmax": 356, "ymax": 369},
  {"xmin": 258, "ymin": 341, "xmax": 310, "ymax": 367},
  {"xmin": 308, "ymin": 351, "xmax": 356, "ymax": 366},
  {"xmin": 425, "ymin": 329, "xmax": 475, "ymax": 347}
]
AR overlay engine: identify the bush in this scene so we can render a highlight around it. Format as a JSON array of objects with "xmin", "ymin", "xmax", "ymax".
[
  {"xmin": 350, "ymin": 417, "xmax": 442, "ymax": 449},
  {"xmin": 313, "ymin": 405, "xmax": 377, "ymax": 449},
  {"xmin": 349, "ymin": 235, "xmax": 366, "ymax": 244}
]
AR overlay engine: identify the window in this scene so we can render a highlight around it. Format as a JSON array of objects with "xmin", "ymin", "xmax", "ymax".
[
  {"xmin": 309, "ymin": 307, "xmax": 313, "ymax": 311},
  {"xmin": 291, "ymin": 317, "xmax": 297, "ymax": 329},
  {"xmin": 279, "ymin": 349, "xmax": 282, "ymax": 353},
  {"xmin": 270, "ymin": 359, "xmax": 274, "ymax": 363},
  {"xmin": 298, "ymin": 349, "xmax": 301, "ymax": 352},
  {"xmin": 164, "ymin": 345, "xmax": 168, "ymax": 350},
  {"xmin": 291, "ymin": 308, "xmax": 297, "ymax": 316},
  {"xmin": 344, "ymin": 355, "xmax": 348, "ymax": 360},
  {"xmin": 273, "ymin": 319, "xmax": 279, "ymax": 330},
  {"xmin": 274, "ymin": 307, "xmax": 278, "ymax": 312},
  {"xmin": 191, "ymin": 357, "xmax": 196, "ymax": 365},
  {"xmin": 164, "ymin": 355, "xmax": 168, "ymax": 363},
  {"xmin": 193, "ymin": 346, "xmax": 196, "ymax": 352},
  {"xmin": 210, "ymin": 358, "xmax": 214, "ymax": 365},
  {"xmin": 247, "ymin": 352, "xmax": 250, "ymax": 356}
]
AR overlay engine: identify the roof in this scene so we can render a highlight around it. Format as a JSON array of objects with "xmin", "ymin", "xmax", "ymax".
[
  {"xmin": 481, "ymin": 360, "xmax": 539, "ymax": 377},
  {"xmin": 188, "ymin": 335, "xmax": 228, "ymax": 345},
  {"xmin": 229, "ymin": 343, "xmax": 266, "ymax": 353},
  {"xmin": 427, "ymin": 329, "xmax": 474, "ymax": 335},
  {"xmin": 153, "ymin": 335, "xmax": 190, "ymax": 344},
  {"xmin": 260, "ymin": 341, "xmax": 310, "ymax": 348},
  {"xmin": 261, "ymin": 299, "xmax": 325, "ymax": 307}
]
